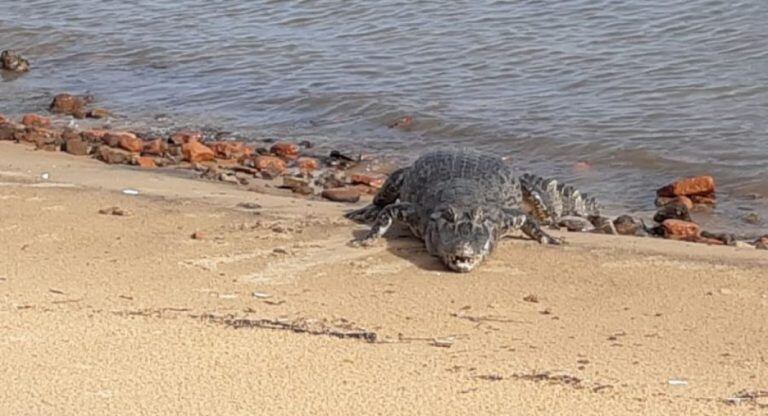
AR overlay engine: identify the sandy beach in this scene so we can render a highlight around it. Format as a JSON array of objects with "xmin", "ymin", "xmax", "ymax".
[{"xmin": 1, "ymin": 141, "xmax": 766, "ymax": 415}]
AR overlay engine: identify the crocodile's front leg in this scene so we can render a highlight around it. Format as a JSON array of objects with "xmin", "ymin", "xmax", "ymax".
[
  {"xmin": 352, "ymin": 203, "xmax": 418, "ymax": 247},
  {"xmin": 345, "ymin": 167, "xmax": 407, "ymax": 224},
  {"xmin": 501, "ymin": 208, "xmax": 561, "ymax": 245}
]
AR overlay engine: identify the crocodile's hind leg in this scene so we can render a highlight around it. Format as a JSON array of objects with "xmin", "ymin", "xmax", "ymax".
[
  {"xmin": 345, "ymin": 168, "xmax": 407, "ymax": 224},
  {"xmin": 352, "ymin": 203, "xmax": 418, "ymax": 246},
  {"xmin": 501, "ymin": 208, "xmax": 561, "ymax": 245}
]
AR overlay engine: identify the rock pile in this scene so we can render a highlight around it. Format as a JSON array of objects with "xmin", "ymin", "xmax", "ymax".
[{"xmin": 0, "ymin": 94, "xmax": 389, "ymax": 205}]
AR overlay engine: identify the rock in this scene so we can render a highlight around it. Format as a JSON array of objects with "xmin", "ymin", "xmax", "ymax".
[
  {"xmin": 81, "ymin": 129, "xmax": 108, "ymax": 142},
  {"xmin": 171, "ymin": 130, "xmax": 203, "ymax": 145},
  {"xmin": 142, "ymin": 138, "xmax": 167, "ymax": 156},
  {"xmin": 0, "ymin": 50, "xmax": 30, "ymax": 72},
  {"xmin": 0, "ymin": 114, "xmax": 6, "ymax": 124},
  {"xmin": 86, "ymin": 108, "xmax": 110, "ymax": 119},
  {"xmin": 281, "ymin": 176, "xmax": 311, "ymax": 190},
  {"xmin": 523, "ymin": 294, "xmax": 539, "ymax": 303},
  {"xmin": 98, "ymin": 206, "xmax": 126, "ymax": 216},
  {"xmin": 135, "ymin": 156, "xmax": 157, "ymax": 169},
  {"xmin": 653, "ymin": 202, "xmax": 692, "ymax": 223},
  {"xmin": 297, "ymin": 157, "xmax": 319, "ymax": 172},
  {"xmin": 329, "ymin": 150, "xmax": 356, "ymax": 162},
  {"xmin": 350, "ymin": 173, "xmax": 387, "ymax": 188},
  {"xmin": 98, "ymin": 146, "xmax": 133, "ymax": 164},
  {"xmin": 65, "ymin": 138, "xmax": 92, "ymax": 156},
  {"xmin": 657, "ymin": 196, "xmax": 695, "ymax": 209},
  {"xmin": 22, "ymin": 127, "xmax": 61, "ymax": 150},
  {"xmin": 589, "ymin": 215, "xmax": 617, "ymax": 235},
  {"xmin": 754, "ymin": 236, "xmax": 768, "ymax": 250},
  {"xmin": 558, "ymin": 217, "xmax": 592, "ymax": 232},
  {"xmin": 684, "ymin": 235, "xmax": 725, "ymax": 246},
  {"xmin": 613, "ymin": 215, "xmax": 641, "ymax": 236},
  {"xmin": 351, "ymin": 183, "xmax": 378, "ymax": 195},
  {"xmin": 689, "ymin": 194, "xmax": 716, "ymax": 205},
  {"xmin": 661, "ymin": 219, "xmax": 700, "ymax": 238},
  {"xmin": 270, "ymin": 142, "xmax": 300, "ymax": 160},
  {"xmin": 299, "ymin": 140, "xmax": 313, "ymax": 148},
  {"xmin": 0, "ymin": 122, "xmax": 24, "ymax": 141},
  {"xmin": 191, "ymin": 231, "xmax": 205, "ymax": 240},
  {"xmin": 321, "ymin": 187, "xmax": 361, "ymax": 203},
  {"xmin": 657, "ymin": 176, "xmax": 715, "ymax": 198},
  {"xmin": 742, "ymin": 212, "xmax": 761, "ymax": 225},
  {"xmin": 218, "ymin": 171, "xmax": 239, "ymax": 184},
  {"xmin": 700, "ymin": 231, "xmax": 735, "ymax": 245},
  {"xmin": 182, "ymin": 141, "xmax": 215, "ymax": 163},
  {"xmin": 118, "ymin": 133, "xmax": 144, "ymax": 153},
  {"xmin": 210, "ymin": 141, "xmax": 252, "ymax": 159},
  {"xmin": 49, "ymin": 93, "xmax": 86, "ymax": 117},
  {"xmin": 237, "ymin": 202, "xmax": 262, "ymax": 209},
  {"xmin": 21, "ymin": 114, "xmax": 51, "ymax": 128},
  {"xmin": 253, "ymin": 155, "xmax": 287, "ymax": 175}
]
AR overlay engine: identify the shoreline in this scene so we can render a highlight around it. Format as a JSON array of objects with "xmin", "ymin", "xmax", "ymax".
[
  {"xmin": 1, "ymin": 140, "xmax": 767, "ymax": 414},
  {"xmin": 1, "ymin": 97, "xmax": 766, "ymax": 248}
]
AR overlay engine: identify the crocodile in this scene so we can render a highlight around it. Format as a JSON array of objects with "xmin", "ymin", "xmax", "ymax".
[{"xmin": 345, "ymin": 149, "xmax": 599, "ymax": 272}]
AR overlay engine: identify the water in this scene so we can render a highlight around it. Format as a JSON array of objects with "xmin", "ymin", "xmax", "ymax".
[{"xmin": 2, "ymin": 0, "xmax": 767, "ymax": 236}]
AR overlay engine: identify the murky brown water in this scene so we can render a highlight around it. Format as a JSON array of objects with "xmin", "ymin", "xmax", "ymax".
[{"xmin": 1, "ymin": 0, "xmax": 767, "ymax": 236}]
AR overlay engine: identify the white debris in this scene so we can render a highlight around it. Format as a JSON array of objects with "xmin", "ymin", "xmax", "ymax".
[
  {"xmin": 667, "ymin": 379, "xmax": 689, "ymax": 387},
  {"xmin": 121, "ymin": 188, "xmax": 140, "ymax": 196}
]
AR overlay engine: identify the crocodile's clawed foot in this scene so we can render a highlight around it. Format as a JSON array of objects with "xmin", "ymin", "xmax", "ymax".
[
  {"xmin": 345, "ymin": 205, "xmax": 381, "ymax": 224},
  {"xmin": 348, "ymin": 235, "xmax": 379, "ymax": 248},
  {"xmin": 541, "ymin": 235, "xmax": 564, "ymax": 245}
]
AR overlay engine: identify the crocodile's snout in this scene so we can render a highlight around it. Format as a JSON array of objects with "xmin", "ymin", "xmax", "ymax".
[{"xmin": 440, "ymin": 238, "xmax": 490, "ymax": 273}]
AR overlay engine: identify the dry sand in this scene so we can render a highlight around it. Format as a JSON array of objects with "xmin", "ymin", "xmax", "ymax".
[{"xmin": 1, "ymin": 141, "xmax": 767, "ymax": 415}]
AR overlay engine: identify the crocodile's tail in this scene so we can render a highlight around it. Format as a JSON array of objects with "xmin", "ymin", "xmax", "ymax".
[{"xmin": 520, "ymin": 173, "xmax": 600, "ymax": 224}]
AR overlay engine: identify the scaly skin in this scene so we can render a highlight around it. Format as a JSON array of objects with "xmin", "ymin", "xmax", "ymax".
[{"xmin": 346, "ymin": 149, "xmax": 600, "ymax": 272}]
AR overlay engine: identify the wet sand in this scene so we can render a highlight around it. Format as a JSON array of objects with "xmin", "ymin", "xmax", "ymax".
[{"xmin": 1, "ymin": 141, "xmax": 766, "ymax": 415}]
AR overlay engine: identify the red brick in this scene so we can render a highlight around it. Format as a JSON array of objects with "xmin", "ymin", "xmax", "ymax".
[
  {"xmin": 142, "ymin": 138, "xmax": 167, "ymax": 156},
  {"xmin": 182, "ymin": 141, "xmax": 215, "ymax": 163},
  {"xmin": 136, "ymin": 156, "xmax": 157, "ymax": 169},
  {"xmin": 253, "ymin": 155, "xmax": 286, "ymax": 174},
  {"xmin": 322, "ymin": 187, "xmax": 361, "ymax": 203},
  {"xmin": 171, "ymin": 130, "xmax": 203, "ymax": 145},
  {"xmin": 657, "ymin": 176, "xmax": 715, "ymax": 197},
  {"xmin": 661, "ymin": 219, "xmax": 700, "ymax": 238},
  {"xmin": 21, "ymin": 114, "xmax": 51, "ymax": 128},
  {"xmin": 297, "ymin": 157, "xmax": 319, "ymax": 172},
  {"xmin": 270, "ymin": 142, "xmax": 300, "ymax": 160},
  {"xmin": 350, "ymin": 173, "xmax": 386, "ymax": 188}
]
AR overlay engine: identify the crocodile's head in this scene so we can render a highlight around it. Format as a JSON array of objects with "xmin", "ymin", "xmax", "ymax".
[{"xmin": 426, "ymin": 206, "xmax": 497, "ymax": 273}]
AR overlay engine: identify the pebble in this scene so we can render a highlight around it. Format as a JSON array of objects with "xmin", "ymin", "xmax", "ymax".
[
  {"xmin": 99, "ymin": 206, "xmax": 126, "ymax": 216},
  {"xmin": 191, "ymin": 231, "xmax": 205, "ymax": 240}
]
